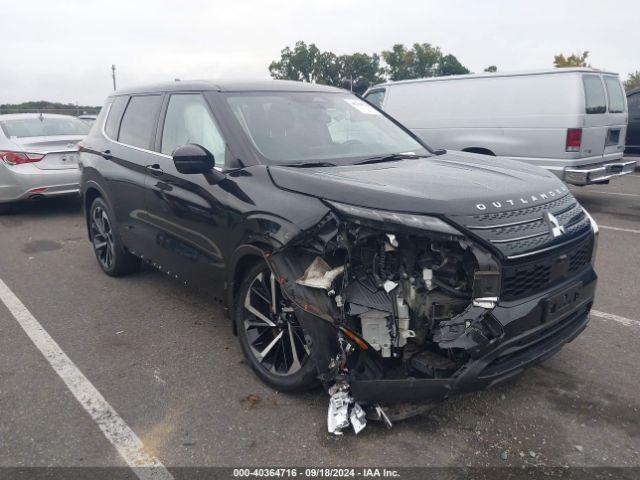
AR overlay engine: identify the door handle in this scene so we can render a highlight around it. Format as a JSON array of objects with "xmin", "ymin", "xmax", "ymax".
[
  {"xmin": 102, "ymin": 149, "xmax": 112, "ymax": 160},
  {"xmin": 146, "ymin": 163, "xmax": 164, "ymax": 176}
]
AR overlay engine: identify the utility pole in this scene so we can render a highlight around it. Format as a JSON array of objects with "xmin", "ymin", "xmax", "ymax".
[{"xmin": 111, "ymin": 64, "xmax": 117, "ymax": 91}]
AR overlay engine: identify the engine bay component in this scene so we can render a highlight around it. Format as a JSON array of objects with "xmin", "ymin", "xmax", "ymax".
[{"xmin": 268, "ymin": 208, "xmax": 508, "ymax": 434}]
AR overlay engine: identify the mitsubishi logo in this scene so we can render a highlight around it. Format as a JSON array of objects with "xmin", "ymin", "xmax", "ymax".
[{"xmin": 544, "ymin": 212, "xmax": 565, "ymax": 238}]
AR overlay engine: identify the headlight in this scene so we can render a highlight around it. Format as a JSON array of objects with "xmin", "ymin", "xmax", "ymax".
[
  {"xmin": 583, "ymin": 208, "xmax": 599, "ymax": 263},
  {"xmin": 327, "ymin": 200, "xmax": 463, "ymax": 236}
]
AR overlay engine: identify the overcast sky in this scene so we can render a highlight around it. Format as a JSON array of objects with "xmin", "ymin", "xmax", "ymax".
[{"xmin": 3, "ymin": 0, "xmax": 639, "ymax": 105}]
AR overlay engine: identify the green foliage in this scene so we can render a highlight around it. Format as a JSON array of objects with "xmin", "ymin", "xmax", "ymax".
[
  {"xmin": 623, "ymin": 71, "xmax": 640, "ymax": 92},
  {"xmin": 381, "ymin": 43, "xmax": 469, "ymax": 80},
  {"xmin": 554, "ymin": 51, "xmax": 590, "ymax": 68},
  {"xmin": 484, "ymin": 65, "xmax": 498, "ymax": 73},
  {"xmin": 437, "ymin": 54, "xmax": 470, "ymax": 76},
  {"xmin": 269, "ymin": 41, "xmax": 470, "ymax": 94},
  {"xmin": 0, "ymin": 101, "xmax": 100, "ymax": 115}
]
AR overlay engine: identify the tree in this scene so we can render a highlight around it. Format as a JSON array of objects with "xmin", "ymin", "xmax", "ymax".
[
  {"xmin": 269, "ymin": 42, "xmax": 382, "ymax": 94},
  {"xmin": 269, "ymin": 41, "xmax": 327, "ymax": 83},
  {"xmin": 624, "ymin": 71, "xmax": 640, "ymax": 92},
  {"xmin": 437, "ymin": 54, "xmax": 470, "ymax": 76},
  {"xmin": 338, "ymin": 52, "xmax": 384, "ymax": 95},
  {"xmin": 554, "ymin": 51, "xmax": 590, "ymax": 68},
  {"xmin": 484, "ymin": 65, "xmax": 497, "ymax": 73},
  {"xmin": 381, "ymin": 43, "xmax": 469, "ymax": 80},
  {"xmin": 381, "ymin": 44, "xmax": 416, "ymax": 81},
  {"xmin": 412, "ymin": 43, "xmax": 442, "ymax": 78}
]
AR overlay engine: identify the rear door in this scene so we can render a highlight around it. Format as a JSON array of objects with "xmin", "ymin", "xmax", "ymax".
[
  {"xmin": 102, "ymin": 94, "xmax": 164, "ymax": 254},
  {"xmin": 602, "ymin": 75, "xmax": 627, "ymax": 156},
  {"xmin": 580, "ymin": 74, "xmax": 627, "ymax": 159},
  {"xmin": 626, "ymin": 92, "xmax": 640, "ymax": 149},
  {"xmin": 580, "ymin": 74, "xmax": 608, "ymax": 158}
]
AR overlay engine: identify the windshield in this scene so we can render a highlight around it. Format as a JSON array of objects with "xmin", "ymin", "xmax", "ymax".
[
  {"xmin": 0, "ymin": 116, "xmax": 90, "ymax": 138},
  {"xmin": 225, "ymin": 92, "xmax": 429, "ymax": 164}
]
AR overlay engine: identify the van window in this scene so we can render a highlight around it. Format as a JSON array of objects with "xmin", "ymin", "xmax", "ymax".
[
  {"xmin": 104, "ymin": 96, "xmax": 128, "ymax": 139},
  {"xmin": 364, "ymin": 89, "xmax": 386, "ymax": 109},
  {"xmin": 603, "ymin": 76, "xmax": 626, "ymax": 113},
  {"xmin": 582, "ymin": 75, "xmax": 606, "ymax": 114},
  {"xmin": 118, "ymin": 95, "xmax": 163, "ymax": 149},
  {"xmin": 161, "ymin": 94, "xmax": 226, "ymax": 166}
]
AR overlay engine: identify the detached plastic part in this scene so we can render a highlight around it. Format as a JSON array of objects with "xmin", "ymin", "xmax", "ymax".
[{"xmin": 327, "ymin": 388, "xmax": 368, "ymax": 435}]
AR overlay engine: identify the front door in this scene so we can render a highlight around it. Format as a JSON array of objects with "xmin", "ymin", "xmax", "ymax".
[{"xmin": 142, "ymin": 92, "xmax": 231, "ymax": 288}]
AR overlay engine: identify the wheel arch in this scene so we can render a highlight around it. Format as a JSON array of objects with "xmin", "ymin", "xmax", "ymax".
[
  {"xmin": 226, "ymin": 242, "xmax": 273, "ymax": 335},
  {"xmin": 83, "ymin": 181, "xmax": 110, "ymax": 240}
]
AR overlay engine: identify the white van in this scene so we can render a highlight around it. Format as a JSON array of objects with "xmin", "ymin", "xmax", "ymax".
[{"xmin": 364, "ymin": 68, "xmax": 635, "ymax": 185}]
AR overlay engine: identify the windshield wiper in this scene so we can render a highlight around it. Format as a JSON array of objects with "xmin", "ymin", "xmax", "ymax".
[
  {"xmin": 354, "ymin": 153, "xmax": 425, "ymax": 165},
  {"xmin": 283, "ymin": 161, "xmax": 338, "ymax": 168}
]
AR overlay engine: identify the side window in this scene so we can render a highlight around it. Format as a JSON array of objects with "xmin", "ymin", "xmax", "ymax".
[
  {"xmin": 161, "ymin": 94, "xmax": 226, "ymax": 166},
  {"xmin": 118, "ymin": 95, "xmax": 163, "ymax": 149},
  {"xmin": 104, "ymin": 96, "xmax": 128, "ymax": 139},
  {"xmin": 629, "ymin": 94, "xmax": 640, "ymax": 115},
  {"xmin": 604, "ymin": 76, "xmax": 626, "ymax": 113},
  {"xmin": 364, "ymin": 89, "xmax": 386, "ymax": 109},
  {"xmin": 582, "ymin": 75, "xmax": 606, "ymax": 114}
]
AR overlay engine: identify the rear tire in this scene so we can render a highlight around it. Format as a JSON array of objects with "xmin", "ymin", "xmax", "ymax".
[
  {"xmin": 89, "ymin": 197, "xmax": 140, "ymax": 277},
  {"xmin": 235, "ymin": 261, "xmax": 319, "ymax": 392}
]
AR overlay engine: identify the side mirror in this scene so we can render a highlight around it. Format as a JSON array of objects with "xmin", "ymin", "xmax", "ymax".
[{"xmin": 172, "ymin": 144, "xmax": 215, "ymax": 175}]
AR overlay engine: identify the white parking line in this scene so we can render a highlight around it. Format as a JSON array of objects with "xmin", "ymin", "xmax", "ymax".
[
  {"xmin": 571, "ymin": 190, "xmax": 640, "ymax": 198},
  {"xmin": 600, "ymin": 225, "xmax": 640, "ymax": 234},
  {"xmin": 0, "ymin": 278, "xmax": 173, "ymax": 480},
  {"xmin": 592, "ymin": 310, "xmax": 640, "ymax": 328}
]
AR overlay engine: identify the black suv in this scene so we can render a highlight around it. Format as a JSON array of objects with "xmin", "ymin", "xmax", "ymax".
[{"xmin": 80, "ymin": 80, "xmax": 598, "ymax": 434}]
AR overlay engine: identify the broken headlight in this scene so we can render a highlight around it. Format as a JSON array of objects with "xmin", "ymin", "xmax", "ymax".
[{"xmin": 326, "ymin": 201, "xmax": 463, "ymax": 236}]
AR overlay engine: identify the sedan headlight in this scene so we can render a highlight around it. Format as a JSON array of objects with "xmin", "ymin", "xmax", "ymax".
[{"xmin": 326, "ymin": 200, "xmax": 463, "ymax": 236}]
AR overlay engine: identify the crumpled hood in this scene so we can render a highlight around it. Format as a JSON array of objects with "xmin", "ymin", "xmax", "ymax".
[{"xmin": 268, "ymin": 151, "xmax": 568, "ymax": 216}]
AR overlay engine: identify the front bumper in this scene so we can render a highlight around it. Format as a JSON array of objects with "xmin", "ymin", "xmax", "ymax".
[
  {"xmin": 564, "ymin": 159, "xmax": 636, "ymax": 186},
  {"xmin": 0, "ymin": 163, "xmax": 80, "ymax": 203},
  {"xmin": 350, "ymin": 265, "xmax": 597, "ymax": 404}
]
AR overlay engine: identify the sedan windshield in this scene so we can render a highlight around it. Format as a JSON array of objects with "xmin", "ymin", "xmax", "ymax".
[
  {"xmin": 0, "ymin": 116, "xmax": 89, "ymax": 138},
  {"xmin": 225, "ymin": 92, "xmax": 429, "ymax": 164}
]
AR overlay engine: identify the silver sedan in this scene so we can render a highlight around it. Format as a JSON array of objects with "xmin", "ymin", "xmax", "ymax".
[{"xmin": 0, "ymin": 113, "xmax": 89, "ymax": 211}]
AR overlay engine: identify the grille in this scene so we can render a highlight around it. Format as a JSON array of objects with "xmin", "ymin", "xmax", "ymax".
[
  {"xmin": 501, "ymin": 235, "xmax": 593, "ymax": 300},
  {"xmin": 451, "ymin": 193, "xmax": 592, "ymax": 258}
]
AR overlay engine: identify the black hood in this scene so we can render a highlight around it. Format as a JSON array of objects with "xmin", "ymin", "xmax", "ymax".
[{"xmin": 268, "ymin": 151, "xmax": 568, "ymax": 216}]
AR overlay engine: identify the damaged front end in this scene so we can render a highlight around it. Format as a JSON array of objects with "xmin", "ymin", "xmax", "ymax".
[{"xmin": 264, "ymin": 200, "xmax": 508, "ymax": 434}]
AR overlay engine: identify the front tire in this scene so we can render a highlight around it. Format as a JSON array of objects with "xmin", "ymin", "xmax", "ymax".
[
  {"xmin": 89, "ymin": 197, "xmax": 140, "ymax": 277},
  {"xmin": 235, "ymin": 262, "xmax": 318, "ymax": 392}
]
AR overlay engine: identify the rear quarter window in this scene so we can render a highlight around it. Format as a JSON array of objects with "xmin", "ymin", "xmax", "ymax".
[
  {"xmin": 582, "ymin": 75, "xmax": 606, "ymax": 114},
  {"xmin": 117, "ymin": 95, "xmax": 163, "ymax": 149},
  {"xmin": 603, "ymin": 76, "xmax": 626, "ymax": 113},
  {"xmin": 104, "ymin": 96, "xmax": 129, "ymax": 139}
]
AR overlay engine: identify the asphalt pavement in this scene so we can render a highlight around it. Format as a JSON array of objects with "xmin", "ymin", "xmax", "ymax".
[{"xmin": 0, "ymin": 165, "xmax": 639, "ymax": 474}]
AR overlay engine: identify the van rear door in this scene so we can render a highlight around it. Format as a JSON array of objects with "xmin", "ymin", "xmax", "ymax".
[
  {"xmin": 602, "ymin": 75, "xmax": 627, "ymax": 156},
  {"xmin": 580, "ymin": 74, "xmax": 626, "ymax": 160}
]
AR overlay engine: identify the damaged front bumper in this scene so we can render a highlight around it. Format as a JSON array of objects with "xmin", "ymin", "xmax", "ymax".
[
  {"xmin": 258, "ymin": 202, "xmax": 597, "ymax": 435},
  {"xmin": 349, "ymin": 266, "xmax": 596, "ymax": 404}
]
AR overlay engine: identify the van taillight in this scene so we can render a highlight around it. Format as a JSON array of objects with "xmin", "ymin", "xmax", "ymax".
[
  {"xmin": 0, "ymin": 151, "xmax": 45, "ymax": 165},
  {"xmin": 566, "ymin": 128, "xmax": 582, "ymax": 152}
]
